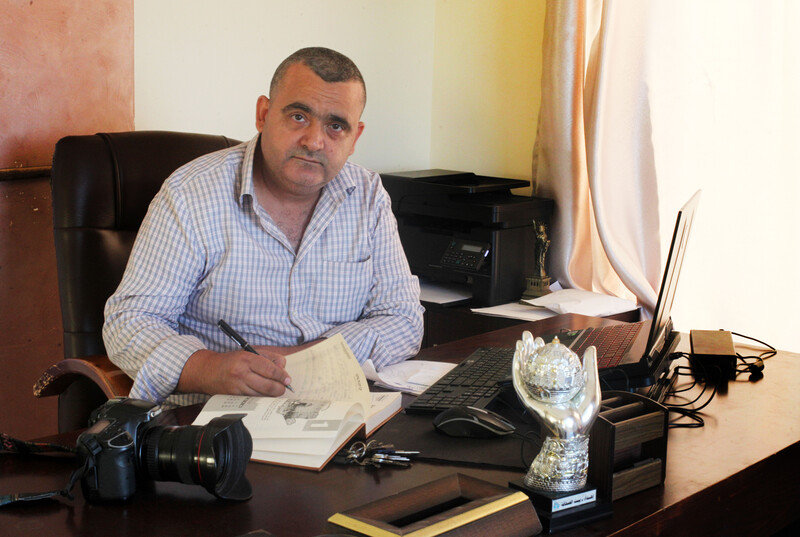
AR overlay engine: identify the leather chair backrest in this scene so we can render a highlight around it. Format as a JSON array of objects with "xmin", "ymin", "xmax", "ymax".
[{"xmin": 52, "ymin": 131, "xmax": 240, "ymax": 358}]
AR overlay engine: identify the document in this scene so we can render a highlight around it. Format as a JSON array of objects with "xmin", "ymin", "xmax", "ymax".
[
  {"xmin": 192, "ymin": 334, "xmax": 401, "ymax": 471},
  {"xmin": 418, "ymin": 278, "xmax": 472, "ymax": 305},
  {"xmin": 472, "ymin": 286, "xmax": 638, "ymax": 321},
  {"xmin": 521, "ymin": 288, "xmax": 638, "ymax": 317},
  {"xmin": 471, "ymin": 301, "xmax": 557, "ymax": 322},
  {"xmin": 362, "ymin": 359, "xmax": 457, "ymax": 395}
]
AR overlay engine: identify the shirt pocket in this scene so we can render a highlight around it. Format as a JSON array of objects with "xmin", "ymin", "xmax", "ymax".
[{"xmin": 309, "ymin": 257, "xmax": 373, "ymax": 323}]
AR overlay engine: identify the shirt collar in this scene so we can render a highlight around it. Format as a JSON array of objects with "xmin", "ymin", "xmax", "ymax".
[
  {"xmin": 323, "ymin": 162, "xmax": 358, "ymax": 203},
  {"xmin": 237, "ymin": 134, "xmax": 261, "ymax": 207}
]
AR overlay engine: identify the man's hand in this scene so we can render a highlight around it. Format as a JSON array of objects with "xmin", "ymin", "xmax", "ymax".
[{"xmin": 178, "ymin": 348, "xmax": 292, "ymax": 397}]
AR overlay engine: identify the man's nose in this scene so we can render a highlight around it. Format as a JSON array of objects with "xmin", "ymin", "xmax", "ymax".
[{"xmin": 300, "ymin": 121, "xmax": 325, "ymax": 152}]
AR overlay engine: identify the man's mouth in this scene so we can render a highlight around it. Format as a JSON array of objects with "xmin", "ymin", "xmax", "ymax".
[{"xmin": 291, "ymin": 153, "xmax": 324, "ymax": 167}]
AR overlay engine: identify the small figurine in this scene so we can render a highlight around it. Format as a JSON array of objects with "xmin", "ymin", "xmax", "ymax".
[
  {"xmin": 522, "ymin": 220, "xmax": 551, "ymax": 298},
  {"xmin": 534, "ymin": 221, "xmax": 550, "ymax": 279}
]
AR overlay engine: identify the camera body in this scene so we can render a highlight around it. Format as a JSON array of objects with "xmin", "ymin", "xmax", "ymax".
[
  {"xmin": 77, "ymin": 398, "xmax": 162, "ymax": 501},
  {"xmin": 76, "ymin": 397, "xmax": 252, "ymax": 502}
]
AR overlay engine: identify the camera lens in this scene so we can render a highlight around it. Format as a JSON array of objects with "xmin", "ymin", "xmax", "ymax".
[{"xmin": 139, "ymin": 414, "xmax": 252, "ymax": 500}]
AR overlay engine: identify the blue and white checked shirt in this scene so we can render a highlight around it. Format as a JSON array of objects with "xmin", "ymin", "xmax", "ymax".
[{"xmin": 103, "ymin": 135, "xmax": 424, "ymax": 406}]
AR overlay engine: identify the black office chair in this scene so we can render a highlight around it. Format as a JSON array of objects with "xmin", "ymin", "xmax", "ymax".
[{"xmin": 34, "ymin": 131, "xmax": 240, "ymax": 432}]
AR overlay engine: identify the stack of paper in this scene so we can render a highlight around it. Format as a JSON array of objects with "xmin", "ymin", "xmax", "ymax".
[
  {"xmin": 362, "ymin": 359, "xmax": 457, "ymax": 395},
  {"xmin": 472, "ymin": 286, "xmax": 638, "ymax": 322},
  {"xmin": 521, "ymin": 288, "xmax": 638, "ymax": 317}
]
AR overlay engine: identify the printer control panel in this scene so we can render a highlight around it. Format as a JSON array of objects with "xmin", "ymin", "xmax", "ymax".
[{"xmin": 440, "ymin": 239, "xmax": 490, "ymax": 272}]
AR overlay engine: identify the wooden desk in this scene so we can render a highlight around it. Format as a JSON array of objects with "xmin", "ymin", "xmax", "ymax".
[
  {"xmin": 1, "ymin": 314, "xmax": 798, "ymax": 537},
  {"xmin": 421, "ymin": 302, "xmax": 640, "ymax": 347}
]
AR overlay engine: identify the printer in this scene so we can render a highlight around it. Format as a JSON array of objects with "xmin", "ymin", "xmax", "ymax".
[{"xmin": 380, "ymin": 169, "xmax": 553, "ymax": 306}]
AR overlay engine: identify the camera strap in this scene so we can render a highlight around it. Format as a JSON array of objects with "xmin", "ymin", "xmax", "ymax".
[
  {"xmin": 1, "ymin": 432, "xmax": 76, "ymax": 455},
  {"xmin": 0, "ymin": 432, "xmax": 87, "ymax": 507}
]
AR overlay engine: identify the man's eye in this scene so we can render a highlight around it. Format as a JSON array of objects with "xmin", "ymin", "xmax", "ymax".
[
  {"xmin": 291, "ymin": 113, "xmax": 305, "ymax": 122},
  {"xmin": 330, "ymin": 123, "xmax": 344, "ymax": 132}
]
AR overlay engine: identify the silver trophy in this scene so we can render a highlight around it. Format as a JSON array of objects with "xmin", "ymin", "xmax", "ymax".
[{"xmin": 512, "ymin": 331, "xmax": 600, "ymax": 492}]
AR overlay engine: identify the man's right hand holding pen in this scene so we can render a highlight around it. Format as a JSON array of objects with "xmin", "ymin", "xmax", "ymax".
[
  {"xmin": 178, "ymin": 346, "xmax": 293, "ymax": 397},
  {"xmin": 176, "ymin": 319, "xmax": 318, "ymax": 397}
]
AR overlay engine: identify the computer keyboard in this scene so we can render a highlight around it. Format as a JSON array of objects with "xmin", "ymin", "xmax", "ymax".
[
  {"xmin": 406, "ymin": 347, "xmax": 515, "ymax": 414},
  {"xmin": 572, "ymin": 323, "xmax": 643, "ymax": 368}
]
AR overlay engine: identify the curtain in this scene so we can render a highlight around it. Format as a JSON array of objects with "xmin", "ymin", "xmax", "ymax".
[
  {"xmin": 533, "ymin": 0, "xmax": 662, "ymax": 315},
  {"xmin": 532, "ymin": 0, "xmax": 799, "ymax": 341},
  {"xmin": 643, "ymin": 1, "xmax": 799, "ymax": 352}
]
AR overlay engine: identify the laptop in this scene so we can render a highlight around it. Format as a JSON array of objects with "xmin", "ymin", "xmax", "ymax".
[
  {"xmin": 405, "ymin": 191, "xmax": 701, "ymax": 414},
  {"xmin": 541, "ymin": 190, "xmax": 702, "ymax": 391}
]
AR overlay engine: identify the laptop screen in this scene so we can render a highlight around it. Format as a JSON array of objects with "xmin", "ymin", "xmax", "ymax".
[{"xmin": 645, "ymin": 190, "xmax": 701, "ymax": 361}]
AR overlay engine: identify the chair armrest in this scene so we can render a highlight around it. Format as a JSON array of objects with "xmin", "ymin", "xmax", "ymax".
[{"xmin": 33, "ymin": 355, "xmax": 133, "ymax": 399}]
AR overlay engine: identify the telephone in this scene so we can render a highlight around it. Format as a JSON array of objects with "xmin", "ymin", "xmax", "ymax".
[{"xmin": 439, "ymin": 239, "xmax": 490, "ymax": 272}]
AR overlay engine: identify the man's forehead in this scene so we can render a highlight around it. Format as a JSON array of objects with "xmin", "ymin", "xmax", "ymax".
[{"xmin": 272, "ymin": 63, "xmax": 365, "ymax": 112}]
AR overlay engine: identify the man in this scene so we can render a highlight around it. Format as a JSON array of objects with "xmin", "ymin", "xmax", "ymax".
[{"xmin": 103, "ymin": 47, "xmax": 424, "ymax": 406}]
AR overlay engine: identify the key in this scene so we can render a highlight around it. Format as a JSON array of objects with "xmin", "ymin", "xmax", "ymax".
[
  {"xmin": 368, "ymin": 454, "xmax": 410, "ymax": 467},
  {"xmin": 365, "ymin": 441, "xmax": 393, "ymax": 453}
]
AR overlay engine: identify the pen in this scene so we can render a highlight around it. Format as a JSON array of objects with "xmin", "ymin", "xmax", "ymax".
[{"xmin": 217, "ymin": 319, "xmax": 295, "ymax": 392}]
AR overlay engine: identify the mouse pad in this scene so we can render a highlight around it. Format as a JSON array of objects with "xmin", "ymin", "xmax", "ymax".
[{"xmin": 369, "ymin": 412, "xmax": 541, "ymax": 471}]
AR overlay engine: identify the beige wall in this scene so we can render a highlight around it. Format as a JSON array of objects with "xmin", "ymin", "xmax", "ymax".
[
  {"xmin": 134, "ymin": 0, "xmax": 437, "ymax": 173},
  {"xmin": 432, "ymin": 1, "xmax": 545, "ymax": 189},
  {"xmin": 134, "ymin": 0, "xmax": 546, "ymax": 183}
]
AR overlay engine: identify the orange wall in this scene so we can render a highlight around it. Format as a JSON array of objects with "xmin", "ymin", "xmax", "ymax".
[{"xmin": 0, "ymin": 0, "xmax": 134, "ymax": 169}]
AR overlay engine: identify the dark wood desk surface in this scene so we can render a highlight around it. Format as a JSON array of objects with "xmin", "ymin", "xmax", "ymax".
[
  {"xmin": 421, "ymin": 301, "xmax": 639, "ymax": 347},
  {"xmin": 2, "ymin": 314, "xmax": 798, "ymax": 537}
]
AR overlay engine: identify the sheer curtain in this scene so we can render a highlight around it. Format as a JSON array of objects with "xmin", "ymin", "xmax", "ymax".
[
  {"xmin": 533, "ymin": 0, "xmax": 662, "ymax": 315},
  {"xmin": 533, "ymin": 0, "xmax": 799, "ymax": 344}
]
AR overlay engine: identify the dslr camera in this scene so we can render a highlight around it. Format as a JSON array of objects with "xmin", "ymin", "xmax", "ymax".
[{"xmin": 76, "ymin": 398, "xmax": 252, "ymax": 502}]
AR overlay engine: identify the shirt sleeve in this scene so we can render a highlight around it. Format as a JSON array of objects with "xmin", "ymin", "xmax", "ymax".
[
  {"xmin": 102, "ymin": 182, "xmax": 207, "ymax": 404},
  {"xmin": 322, "ymin": 180, "xmax": 424, "ymax": 368}
]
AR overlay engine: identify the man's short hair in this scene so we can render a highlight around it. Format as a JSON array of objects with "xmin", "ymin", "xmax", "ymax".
[{"xmin": 270, "ymin": 47, "xmax": 366, "ymax": 106}]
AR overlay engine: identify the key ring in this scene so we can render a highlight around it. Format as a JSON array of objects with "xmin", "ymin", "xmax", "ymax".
[
  {"xmin": 340, "ymin": 440, "xmax": 418, "ymax": 468},
  {"xmin": 346, "ymin": 441, "xmax": 367, "ymax": 463}
]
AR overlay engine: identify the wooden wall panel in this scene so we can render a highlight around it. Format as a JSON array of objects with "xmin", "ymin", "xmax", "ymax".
[{"xmin": 0, "ymin": 176, "xmax": 61, "ymax": 439}]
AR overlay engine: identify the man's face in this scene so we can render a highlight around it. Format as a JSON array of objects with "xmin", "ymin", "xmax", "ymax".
[{"xmin": 255, "ymin": 63, "xmax": 365, "ymax": 199}]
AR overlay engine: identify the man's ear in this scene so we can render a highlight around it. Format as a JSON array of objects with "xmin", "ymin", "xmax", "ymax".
[
  {"xmin": 255, "ymin": 95, "xmax": 270, "ymax": 132},
  {"xmin": 349, "ymin": 122, "xmax": 365, "ymax": 156}
]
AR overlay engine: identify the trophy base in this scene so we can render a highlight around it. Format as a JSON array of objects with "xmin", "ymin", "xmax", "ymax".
[
  {"xmin": 509, "ymin": 479, "xmax": 612, "ymax": 533},
  {"xmin": 522, "ymin": 276, "xmax": 552, "ymax": 299}
]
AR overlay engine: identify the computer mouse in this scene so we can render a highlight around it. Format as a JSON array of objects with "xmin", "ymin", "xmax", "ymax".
[{"xmin": 433, "ymin": 406, "xmax": 516, "ymax": 438}]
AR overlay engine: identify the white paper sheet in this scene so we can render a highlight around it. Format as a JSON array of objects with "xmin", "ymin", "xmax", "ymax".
[
  {"xmin": 418, "ymin": 279, "xmax": 472, "ymax": 305},
  {"xmin": 362, "ymin": 359, "xmax": 457, "ymax": 395},
  {"xmin": 521, "ymin": 288, "xmax": 638, "ymax": 317},
  {"xmin": 470, "ymin": 302, "xmax": 558, "ymax": 322}
]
